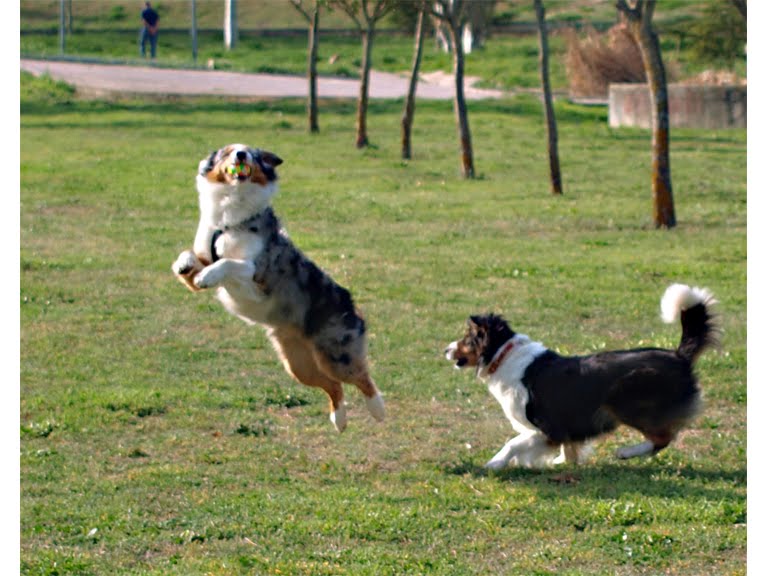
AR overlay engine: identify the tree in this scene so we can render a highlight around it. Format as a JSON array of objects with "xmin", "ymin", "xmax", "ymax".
[
  {"xmin": 290, "ymin": 0, "xmax": 322, "ymax": 133},
  {"xmin": 58, "ymin": 0, "xmax": 66, "ymax": 54},
  {"xmin": 433, "ymin": 1, "xmax": 494, "ymax": 55},
  {"xmin": 191, "ymin": 0, "xmax": 198, "ymax": 63},
  {"xmin": 430, "ymin": 0, "xmax": 475, "ymax": 178},
  {"xmin": 401, "ymin": 5, "xmax": 427, "ymax": 160},
  {"xmin": 616, "ymin": 0, "xmax": 675, "ymax": 228},
  {"xmin": 533, "ymin": 0, "xmax": 562, "ymax": 195},
  {"xmin": 224, "ymin": 0, "xmax": 238, "ymax": 50},
  {"xmin": 331, "ymin": 0, "xmax": 397, "ymax": 148}
]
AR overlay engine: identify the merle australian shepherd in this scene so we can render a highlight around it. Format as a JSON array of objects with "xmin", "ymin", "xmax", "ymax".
[
  {"xmin": 444, "ymin": 284, "xmax": 719, "ymax": 469},
  {"xmin": 172, "ymin": 144, "xmax": 385, "ymax": 432}
]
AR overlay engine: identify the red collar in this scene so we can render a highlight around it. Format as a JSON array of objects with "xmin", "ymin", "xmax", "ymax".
[{"xmin": 486, "ymin": 340, "xmax": 516, "ymax": 375}]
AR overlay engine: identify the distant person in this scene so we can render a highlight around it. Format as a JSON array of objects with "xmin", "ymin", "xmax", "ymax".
[{"xmin": 139, "ymin": 1, "xmax": 159, "ymax": 59}]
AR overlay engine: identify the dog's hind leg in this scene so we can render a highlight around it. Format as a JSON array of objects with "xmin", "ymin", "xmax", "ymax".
[
  {"xmin": 268, "ymin": 331, "xmax": 348, "ymax": 432},
  {"xmin": 351, "ymin": 373, "xmax": 386, "ymax": 423},
  {"xmin": 313, "ymin": 349, "xmax": 385, "ymax": 423},
  {"xmin": 558, "ymin": 442, "xmax": 589, "ymax": 465},
  {"xmin": 616, "ymin": 431, "xmax": 674, "ymax": 459}
]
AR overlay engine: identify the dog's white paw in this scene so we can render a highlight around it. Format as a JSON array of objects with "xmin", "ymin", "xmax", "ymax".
[
  {"xmin": 616, "ymin": 441, "xmax": 655, "ymax": 460},
  {"xmin": 330, "ymin": 405, "xmax": 348, "ymax": 433},
  {"xmin": 484, "ymin": 458, "xmax": 509, "ymax": 472},
  {"xmin": 194, "ymin": 265, "xmax": 225, "ymax": 289},
  {"xmin": 172, "ymin": 250, "xmax": 200, "ymax": 276},
  {"xmin": 366, "ymin": 393, "xmax": 386, "ymax": 422}
]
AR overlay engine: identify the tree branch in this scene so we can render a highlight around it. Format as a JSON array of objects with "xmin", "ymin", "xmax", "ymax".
[
  {"xmin": 615, "ymin": 0, "xmax": 637, "ymax": 19},
  {"xmin": 288, "ymin": 0, "xmax": 312, "ymax": 24}
]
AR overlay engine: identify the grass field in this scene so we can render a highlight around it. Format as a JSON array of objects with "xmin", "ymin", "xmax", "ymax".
[{"xmin": 19, "ymin": 66, "xmax": 746, "ymax": 575}]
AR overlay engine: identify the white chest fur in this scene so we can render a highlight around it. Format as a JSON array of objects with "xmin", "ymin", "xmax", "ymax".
[{"xmin": 483, "ymin": 336, "xmax": 548, "ymax": 435}]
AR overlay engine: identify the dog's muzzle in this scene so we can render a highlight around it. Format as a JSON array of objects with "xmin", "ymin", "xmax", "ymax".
[{"xmin": 445, "ymin": 342, "xmax": 466, "ymax": 368}]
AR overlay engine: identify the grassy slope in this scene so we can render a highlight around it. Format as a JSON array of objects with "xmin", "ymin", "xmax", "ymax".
[{"xmin": 20, "ymin": 70, "xmax": 745, "ymax": 575}]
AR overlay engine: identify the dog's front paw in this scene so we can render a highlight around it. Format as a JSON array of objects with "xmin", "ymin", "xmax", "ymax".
[
  {"xmin": 194, "ymin": 265, "xmax": 225, "ymax": 289},
  {"xmin": 172, "ymin": 250, "xmax": 201, "ymax": 276}
]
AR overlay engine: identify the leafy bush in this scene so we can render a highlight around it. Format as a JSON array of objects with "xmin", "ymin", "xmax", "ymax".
[
  {"xmin": 684, "ymin": 2, "xmax": 746, "ymax": 68},
  {"xmin": 107, "ymin": 5, "xmax": 126, "ymax": 22}
]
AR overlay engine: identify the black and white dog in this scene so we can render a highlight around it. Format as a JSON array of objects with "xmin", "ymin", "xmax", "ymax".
[{"xmin": 445, "ymin": 284, "xmax": 719, "ymax": 469}]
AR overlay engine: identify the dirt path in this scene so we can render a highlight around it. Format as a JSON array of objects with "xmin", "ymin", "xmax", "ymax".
[{"xmin": 20, "ymin": 58, "xmax": 507, "ymax": 101}]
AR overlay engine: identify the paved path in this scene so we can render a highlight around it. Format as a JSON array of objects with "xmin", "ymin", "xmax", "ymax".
[{"xmin": 20, "ymin": 58, "xmax": 507, "ymax": 100}]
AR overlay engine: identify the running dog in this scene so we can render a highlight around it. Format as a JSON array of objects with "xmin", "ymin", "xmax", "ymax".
[
  {"xmin": 444, "ymin": 284, "xmax": 719, "ymax": 469},
  {"xmin": 172, "ymin": 144, "xmax": 385, "ymax": 432}
]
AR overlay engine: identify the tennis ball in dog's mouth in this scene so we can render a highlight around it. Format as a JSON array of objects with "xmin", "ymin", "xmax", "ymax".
[{"xmin": 227, "ymin": 163, "xmax": 252, "ymax": 178}]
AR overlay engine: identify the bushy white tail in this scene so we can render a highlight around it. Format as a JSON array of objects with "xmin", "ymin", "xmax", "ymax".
[
  {"xmin": 660, "ymin": 283, "xmax": 719, "ymax": 362},
  {"xmin": 660, "ymin": 283, "xmax": 716, "ymax": 324}
]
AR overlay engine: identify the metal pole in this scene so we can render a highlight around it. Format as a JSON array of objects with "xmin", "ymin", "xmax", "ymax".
[{"xmin": 59, "ymin": 0, "xmax": 66, "ymax": 54}]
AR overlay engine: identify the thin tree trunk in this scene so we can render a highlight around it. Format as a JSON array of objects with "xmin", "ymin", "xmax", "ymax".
[
  {"xmin": 59, "ymin": 0, "xmax": 65, "ymax": 54},
  {"xmin": 356, "ymin": 26, "xmax": 374, "ymax": 148},
  {"xmin": 534, "ymin": 0, "xmax": 562, "ymax": 195},
  {"xmin": 307, "ymin": 4, "xmax": 320, "ymax": 133},
  {"xmin": 617, "ymin": 0, "xmax": 675, "ymax": 228},
  {"xmin": 449, "ymin": 22, "xmax": 475, "ymax": 178},
  {"xmin": 641, "ymin": 25, "xmax": 675, "ymax": 228},
  {"xmin": 401, "ymin": 9, "xmax": 426, "ymax": 160},
  {"xmin": 191, "ymin": 0, "xmax": 198, "ymax": 63}
]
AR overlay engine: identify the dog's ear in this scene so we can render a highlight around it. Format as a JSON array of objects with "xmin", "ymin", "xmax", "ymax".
[
  {"xmin": 468, "ymin": 315, "xmax": 486, "ymax": 334},
  {"xmin": 198, "ymin": 150, "xmax": 218, "ymax": 175},
  {"xmin": 258, "ymin": 150, "xmax": 283, "ymax": 168}
]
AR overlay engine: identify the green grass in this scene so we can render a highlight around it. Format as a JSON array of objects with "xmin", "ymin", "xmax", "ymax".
[{"xmin": 20, "ymin": 72, "xmax": 746, "ymax": 575}]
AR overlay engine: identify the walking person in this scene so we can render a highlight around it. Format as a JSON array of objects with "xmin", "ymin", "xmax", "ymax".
[{"xmin": 139, "ymin": 1, "xmax": 160, "ymax": 59}]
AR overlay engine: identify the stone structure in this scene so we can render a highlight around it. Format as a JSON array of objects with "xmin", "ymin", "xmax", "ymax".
[{"xmin": 609, "ymin": 83, "xmax": 746, "ymax": 129}]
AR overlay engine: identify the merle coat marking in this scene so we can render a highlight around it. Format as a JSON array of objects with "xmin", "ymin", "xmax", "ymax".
[{"xmin": 172, "ymin": 144, "xmax": 385, "ymax": 432}]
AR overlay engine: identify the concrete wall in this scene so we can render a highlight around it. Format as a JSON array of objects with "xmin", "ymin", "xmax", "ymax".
[{"xmin": 609, "ymin": 83, "xmax": 747, "ymax": 129}]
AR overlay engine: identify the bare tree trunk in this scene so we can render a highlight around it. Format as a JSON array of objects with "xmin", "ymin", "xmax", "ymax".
[
  {"xmin": 332, "ymin": 0, "xmax": 395, "ymax": 149},
  {"xmin": 401, "ymin": 9, "xmax": 426, "ymax": 160},
  {"xmin": 307, "ymin": 4, "xmax": 320, "ymax": 133},
  {"xmin": 58, "ymin": 0, "xmax": 66, "ymax": 54},
  {"xmin": 449, "ymin": 21, "xmax": 475, "ymax": 178},
  {"xmin": 191, "ymin": 0, "xmax": 198, "ymax": 63},
  {"xmin": 356, "ymin": 26, "xmax": 374, "ymax": 148},
  {"xmin": 617, "ymin": 0, "xmax": 675, "ymax": 228},
  {"xmin": 534, "ymin": 0, "xmax": 562, "ymax": 195}
]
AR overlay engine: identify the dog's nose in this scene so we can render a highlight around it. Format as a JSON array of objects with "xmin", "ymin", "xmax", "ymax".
[{"xmin": 236, "ymin": 150, "xmax": 248, "ymax": 162}]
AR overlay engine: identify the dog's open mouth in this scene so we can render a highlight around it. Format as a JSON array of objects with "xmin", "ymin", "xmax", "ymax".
[{"xmin": 227, "ymin": 162, "xmax": 253, "ymax": 181}]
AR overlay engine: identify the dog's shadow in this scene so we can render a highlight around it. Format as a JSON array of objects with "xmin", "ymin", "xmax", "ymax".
[{"xmin": 444, "ymin": 458, "xmax": 746, "ymax": 503}]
